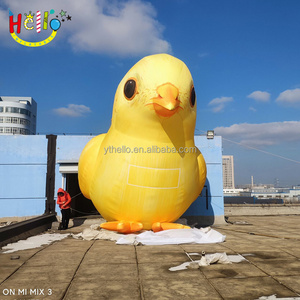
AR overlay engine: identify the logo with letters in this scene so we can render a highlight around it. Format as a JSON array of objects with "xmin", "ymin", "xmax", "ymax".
[{"xmin": 9, "ymin": 9, "xmax": 71, "ymax": 47}]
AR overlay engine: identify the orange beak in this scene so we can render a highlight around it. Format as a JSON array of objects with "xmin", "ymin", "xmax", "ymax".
[{"xmin": 149, "ymin": 83, "xmax": 181, "ymax": 117}]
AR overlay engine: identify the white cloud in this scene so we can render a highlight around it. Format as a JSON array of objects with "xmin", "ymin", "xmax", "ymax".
[
  {"xmin": 0, "ymin": 0, "xmax": 171, "ymax": 56},
  {"xmin": 247, "ymin": 91, "xmax": 270, "ymax": 102},
  {"xmin": 53, "ymin": 104, "xmax": 91, "ymax": 117},
  {"xmin": 208, "ymin": 96, "xmax": 233, "ymax": 113},
  {"xmin": 198, "ymin": 52, "xmax": 209, "ymax": 58},
  {"xmin": 215, "ymin": 121, "xmax": 300, "ymax": 147},
  {"xmin": 276, "ymin": 88, "xmax": 300, "ymax": 107},
  {"xmin": 0, "ymin": 9, "xmax": 6, "ymax": 35}
]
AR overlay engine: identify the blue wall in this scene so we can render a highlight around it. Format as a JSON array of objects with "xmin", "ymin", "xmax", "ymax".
[
  {"xmin": 0, "ymin": 135, "xmax": 224, "ymax": 222},
  {"xmin": 184, "ymin": 136, "xmax": 224, "ymax": 223},
  {"xmin": 56, "ymin": 135, "xmax": 94, "ymax": 162},
  {"xmin": 0, "ymin": 135, "xmax": 48, "ymax": 217}
]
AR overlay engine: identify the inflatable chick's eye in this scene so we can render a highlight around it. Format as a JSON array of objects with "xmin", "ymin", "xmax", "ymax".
[
  {"xmin": 190, "ymin": 86, "xmax": 196, "ymax": 107},
  {"xmin": 124, "ymin": 78, "xmax": 138, "ymax": 100},
  {"xmin": 78, "ymin": 54, "xmax": 207, "ymax": 234}
]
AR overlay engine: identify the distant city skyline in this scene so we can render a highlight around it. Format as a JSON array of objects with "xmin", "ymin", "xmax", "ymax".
[{"xmin": 0, "ymin": 0, "xmax": 299, "ymax": 186}]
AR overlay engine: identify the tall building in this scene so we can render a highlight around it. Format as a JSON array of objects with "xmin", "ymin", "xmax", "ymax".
[
  {"xmin": 223, "ymin": 155, "xmax": 235, "ymax": 189},
  {"xmin": 0, "ymin": 96, "xmax": 37, "ymax": 135}
]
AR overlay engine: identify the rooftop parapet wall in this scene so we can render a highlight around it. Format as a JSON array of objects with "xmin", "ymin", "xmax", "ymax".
[{"xmin": 225, "ymin": 203, "xmax": 300, "ymax": 216}]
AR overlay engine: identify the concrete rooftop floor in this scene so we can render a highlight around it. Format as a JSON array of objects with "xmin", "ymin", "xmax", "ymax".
[{"xmin": 1, "ymin": 215, "xmax": 300, "ymax": 300}]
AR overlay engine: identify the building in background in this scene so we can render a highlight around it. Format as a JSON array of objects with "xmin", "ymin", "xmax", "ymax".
[
  {"xmin": 222, "ymin": 155, "xmax": 235, "ymax": 189},
  {"xmin": 0, "ymin": 96, "xmax": 37, "ymax": 135}
]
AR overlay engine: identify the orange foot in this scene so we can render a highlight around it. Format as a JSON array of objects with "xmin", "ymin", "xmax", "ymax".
[
  {"xmin": 152, "ymin": 222, "xmax": 190, "ymax": 233},
  {"xmin": 100, "ymin": 221, "xmax": 143, "ymax": 234}
]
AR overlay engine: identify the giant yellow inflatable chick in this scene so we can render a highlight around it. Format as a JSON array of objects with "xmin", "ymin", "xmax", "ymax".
[{"xmin": 78, "ymin": 54, "xmax": 206, "ymax": 233}]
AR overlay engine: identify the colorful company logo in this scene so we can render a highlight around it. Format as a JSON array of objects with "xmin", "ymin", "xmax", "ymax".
[{"xmin": 9, "ymin": 9, "xmax": 71, "ymax": 47}]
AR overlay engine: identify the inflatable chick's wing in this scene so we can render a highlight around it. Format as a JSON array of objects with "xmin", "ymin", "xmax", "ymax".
[{"xmin": 78, "ymin": 54, "xmax": 206, "ymax": 234}]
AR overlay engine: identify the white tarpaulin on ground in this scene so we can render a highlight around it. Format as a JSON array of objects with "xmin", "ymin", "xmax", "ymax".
[
  {"xmin": 1, "ymin": 233, "xmax": 69, "ymax": 253},
  {"xmin": 74, "ymin": 225, "xmax": 226, "ymax": 245},
  {"xmin": 169, "ymin": 253, "xmax": 246, "ymax": 271}
]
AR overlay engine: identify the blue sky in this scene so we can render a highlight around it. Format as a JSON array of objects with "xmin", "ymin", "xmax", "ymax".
[{"xmin": 1, "ymin": 0, "xmax": 300, "ymax": 186}]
